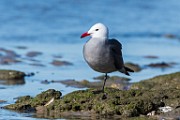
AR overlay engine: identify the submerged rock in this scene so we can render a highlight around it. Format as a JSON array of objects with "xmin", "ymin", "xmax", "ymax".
[
  {"xmin": 3, "ymin": 72, "xmax": 180, "ymax": 119},
  {"xmin": 0, "ymin": 48, "xmax": 21, "ymax": 65},
  {"xmin": 15, "ymin": 46, "xmax": 28, "ymax": 50},
  {"xmin": 26, "ymin": 51, "xmax": 43, "ymax": 57},
  {"xmin": 48, "ymin": 75, "xmax": 130, "ymax": 90},
  {"xmin": 164, "ymin": 34, "xmax": 177, "ymax": 39},
  {"xmin": 146, "ymin": 62, "xmax": 177, "ymax": 68},
  {"xmin": 143, "ymin": 55, "xmax": 159, "ymax": 59},
  {"xmin": 0, "ymin": 57, "xmax": 21, "ymax": 65},
  {"xmin": 0, "ymin": 100, "xmax": 7, "ymax": 103},
  {"xmin": 50, "ymin": 60, "xmax": 72, "ymax": 66}
]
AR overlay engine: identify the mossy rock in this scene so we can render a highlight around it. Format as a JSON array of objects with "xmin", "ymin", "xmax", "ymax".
[
  {"xmin": 4, "ymin": 88, "xmax": 180, "ymax": 119},
  {"xmin": 3, "ymin": 72, "xmax": 180, "ymax": 119},
  {"xmin": 0, "ymin": 69, "xmax": 25, "ymax": 80},
  {"xmin": 4, "ymin": 89, "xmax": 62, "ymax": 111},
  {"xmin": 131, "ymin": 72, "xmax": 180, "ymax": 90}
]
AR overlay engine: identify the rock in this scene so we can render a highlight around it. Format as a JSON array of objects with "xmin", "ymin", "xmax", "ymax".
[
  {"xmin": 3, "ymin": 72, "xmax": 180, "ymax": 119},
  {"xmin": 0, "ymin": 70, "xmax": 25, "ymax": 80},
  {"xmin": 4, "ymin": 89, "xmax": 61, "ymax": 112},
  {"xmin": 29, "ymin": 63, "xmax": 46, "ymax": 67},
  {"xmin": 26, "ymin": 51, "xmax": 43, "ymax": 57},
  {"xmin": 50, "ymin": 60, "xmax": 72, "ymax": 66},
  {"xmin": 52, "ymin": 55, "xmax": 62, "ymax": 58},
  {"xmin": 0, "ymin": 69, "xmax": 25, "ymax": 85},
  {"xmin": 158, "ymin": 107, "xmax": 180, "ymax": 120},
  {"xmin": 143, "ymin": 55, "xmax": 159, "ymax": 59},
  {"xmin": 0, "ymin": 48, "xmax": 21, "ymax": 65},
  {"xmin": 93, "ymin": 75, "xmax": 130, "ymax": 81},
  {"xmin": 0, "ymin": 57, "xmax": 21, "ymax": 65},
  {"xmin": 0, "ymin": 100, "xmax": 7, "ymax": 103},
  {"xmin": 52, "ymin": 75, "xmax": 130, "ymax": 90},
  {"xmin": 41, "ymin": 80, "xmax": 50, "ymax": 84},
  {"xmin": 15, "ymin": 46, "xmax": 28, "ymax": 49},
  {"xmin": 125, "ymin": 62, "xmax": 142, "ymax": 72},
  {"xmin": 131, "ymin": 72, "xmax": 180, "ymax": 90},
  {"xmin": 3, "ymin": 88, "xmax": 180, "ymax": 119},
  {"xmin": 0, "ymin": 48, "xmax": 19, "ymax": 58},
  {"xmin": 146, "ymin": 62, "xmax": 176, "ymax": 68},
  {"xmin": 26, "ymin": 72, "xmax": 35, "ymax": 77},
  {"xmin": 164, "ymin": 34, "xmax": 176, "ymax": 39}
]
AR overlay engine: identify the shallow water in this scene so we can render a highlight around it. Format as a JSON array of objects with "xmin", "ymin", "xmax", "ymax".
[{"xmin": 0, "ymin": 0, "xmax": 180, "ymax": 119}]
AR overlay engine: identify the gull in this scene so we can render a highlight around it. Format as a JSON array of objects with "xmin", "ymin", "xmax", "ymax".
[{"xmin": 81, "ymin": 23, "xmax": 134, "ymax": 92}]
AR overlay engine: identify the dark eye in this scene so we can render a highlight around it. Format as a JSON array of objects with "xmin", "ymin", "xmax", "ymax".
[{"xmin": 95, "ymin": 29, "xmax": 99, "ymax": 31}]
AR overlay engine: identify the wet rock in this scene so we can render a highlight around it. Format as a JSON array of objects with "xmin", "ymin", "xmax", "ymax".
[
  {"xmin": 125, "ymin": 62, "xmax": 142, "ymax": 72},
  {"xmin": 131, "ymin": 72, "xmax": 180, "ymax": 90},
  {"xmin": 93, "ymin": 75, "xmax": 130, "ymax": 81},
  {"xmin": 3, "ymin": 72, "xmax": 180, "ymax": 119},
  {"xmin": 0, "ymin": 48, "xmax": 20, "ymax": 58},
  {"xmin": 52, "ymin": 75, "xmax": 130, "ymax": 90},
  {"xmin": 143, "ymin": 55, "xmax": 159, "ymax": 59},
  {"xmin": 31, "ymin": 89, "xmax": 62, "ymax": 106},
  {"xmin": 50, "ymin": 60, "xmax": 72, "ymax": 66},
  {"xmin": 15, "ymin": 46, "xmax": 28, "ymax": 50},
  {"xmin": 4, "ymin": 89, "xmax": 61, "ymax": 112},
  {"xmin": 29, "ymin": 63, "xmax": 46, "ymax": 67},
  {"xmin": 146, "ymin": 62, "xmax": 176, "ymax": 68},
  {"xmin": 26, "ymin": 51, "xmax": 43, "ymax": 57},
  {"xmin": 52, "ymin": 55, "xmax": 62, "ymax": 58},
  {"xmin": 0, "ymin": 70, "xmax": 25, "ymax": 85},
  {"xmin": 0, "ymin": 70, "xmax": 25, "ymax": 80},
  {"xmin": 41, "ymin": 80, "xmax": 50, "ymax": 84},
  {"xmin": 26, "ymin": 72, "xmax": 35, "ymax": 77},
  {"xmin": 0, "ymin": 57, "xmax": 21, "ymax": 65},
  {"xmin": 26, "ymin": 58, "xmax": 41, "ymax": 62},
  {"xmin": 159, "ymin": 107, "xmax": 180, "ymax": 120},
  {"xmin": 164, "ymin": 34, "xmax": 176, "ymax": 39},
  {"xmin": 0, "ymin": 48, "xmax": 21, "ymax": 65},
  {"xmin": 3, "ymin": 87, "xmax": 180, "ymax": 119},
  {"xmin": 0, "ymin": 100, "xmax": 7, "ymax": 103}
]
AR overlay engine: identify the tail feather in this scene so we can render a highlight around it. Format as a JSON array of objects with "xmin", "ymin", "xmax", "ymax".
[
  {"xmin": 124, "ymin": 66, "xmax": 134, "ymax": 72},
  {"xmin": 119, "ymin": 66, "xmax": 134, "ymax": 76}
]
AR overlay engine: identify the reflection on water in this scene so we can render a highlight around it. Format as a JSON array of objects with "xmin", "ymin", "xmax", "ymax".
[{"xmin": 0, "ymin": 78, "xmax": 25, "ymax": 85}]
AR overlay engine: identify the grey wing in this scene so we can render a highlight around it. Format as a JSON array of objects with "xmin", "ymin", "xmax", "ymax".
[{"xmin": 107, "ymin": 39, "xmax": 124, "ymax": 70}]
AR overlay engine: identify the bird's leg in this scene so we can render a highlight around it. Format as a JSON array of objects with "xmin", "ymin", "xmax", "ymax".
[
  {"xmin": 102, "ymin": 73, "xmax": 108, "ymax": 92},
  {"xmin": 92, "ymin": 73, "xmax": 108, "ymax": 94}
]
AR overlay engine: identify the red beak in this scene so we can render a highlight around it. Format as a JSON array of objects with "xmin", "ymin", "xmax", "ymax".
[{"xmin": 80, "ymin": 32, "xmax": 90, "ymax": 38}]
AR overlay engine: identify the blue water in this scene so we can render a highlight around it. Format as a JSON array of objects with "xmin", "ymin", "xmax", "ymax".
[{"xmin": 0, "ymin": 0, "xmax": 180, "ymax": 119}]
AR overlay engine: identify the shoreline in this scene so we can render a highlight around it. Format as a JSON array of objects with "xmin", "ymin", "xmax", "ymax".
[{"xmin": 2, "ymin": 71, "xmax": 180, "ymax": 119}]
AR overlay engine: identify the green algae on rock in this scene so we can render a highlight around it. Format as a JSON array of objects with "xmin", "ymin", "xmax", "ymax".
[
  {"xmin": 3, "ymin": 72, "xmax": 180, "ymax": 119},
  {"xmin": 131, "ymin": 72, "xmax": 180, "ymax": 90},
  {"xmin": 3, "ymin": 88, "xmax": 180, "ymax": 119},
  {"xmin": 0, "ymin": 69, "xmax": 25, "ymax": 80},
  {"xmin": 4, "ymin": 89, "xmax": 61, "ymax": 112}
]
